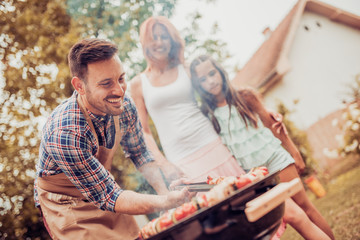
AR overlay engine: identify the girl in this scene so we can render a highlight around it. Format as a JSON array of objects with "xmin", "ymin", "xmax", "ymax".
[{"xmin": 190, "ymin": 55, "xmax": 334, "ymax": 240}]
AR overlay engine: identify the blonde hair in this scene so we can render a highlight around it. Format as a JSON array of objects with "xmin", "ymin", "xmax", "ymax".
[{"xmin": 139, "ymin": 16, "xmax": 184, "ymax": 68}]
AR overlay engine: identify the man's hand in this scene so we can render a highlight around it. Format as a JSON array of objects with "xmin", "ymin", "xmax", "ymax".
[
  {"xmin": 168, "ymin": 178, "xmax": 192, "ymax": 191},
  {"xmin": 114, "ymin": 188, "xmax": 194, "ymax": 215},
  {"xmin": 163, "ymin": 187, "xmax": 195, "ymax": 210}
]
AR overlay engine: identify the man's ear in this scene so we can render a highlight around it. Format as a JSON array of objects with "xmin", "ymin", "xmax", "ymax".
[{"xmin": 71, "ymin": 77, "xmax": 85, "ymax": 95}]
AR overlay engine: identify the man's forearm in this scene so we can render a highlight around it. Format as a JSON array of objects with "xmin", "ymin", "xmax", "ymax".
[
  {"xmin": 114, "ymin": 188, "xmax": 189, "ymax": 215},
  {"xmin": 138, "ymin": 161, "xmax": 169, "ymax": 195},
  {"xmin": 114, "ymin": 190, "xmax": 167, "ymax": 214}
]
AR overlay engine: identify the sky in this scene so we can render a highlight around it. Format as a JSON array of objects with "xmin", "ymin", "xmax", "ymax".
[{"xmin": 171, "ymin": 0, "xmax": 360, "ymax": 78}]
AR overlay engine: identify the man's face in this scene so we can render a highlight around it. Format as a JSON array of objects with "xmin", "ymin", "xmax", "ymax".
[{"xmin": 83, "ymin": 55, "xmax": 127, "ymax": 116}]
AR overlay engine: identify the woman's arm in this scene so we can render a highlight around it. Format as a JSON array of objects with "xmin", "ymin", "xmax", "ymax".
[
  {"xmin": 130, "ymin": 75, "xmax": 184, "ymax": 183},
  {"xmin": 240, "ymin": 88, "xmax": 305, "ymax": 174}
]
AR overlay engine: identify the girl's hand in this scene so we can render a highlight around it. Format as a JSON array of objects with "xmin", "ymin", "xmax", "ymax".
[
  {"xmin": 269, "ymin": 111, "xmax": 288, "ymax": 135},
  {"xmin": 269, "ymin": 111, "xmax": 305, "ymax": 173}
]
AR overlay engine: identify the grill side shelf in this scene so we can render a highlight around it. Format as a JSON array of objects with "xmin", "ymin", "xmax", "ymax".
[{"xmin": 245, "ymin": 178, "xmax": 302, "ymax": 222}]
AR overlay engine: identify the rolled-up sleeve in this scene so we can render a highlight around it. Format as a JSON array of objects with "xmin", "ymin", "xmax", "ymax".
[{"xmin": 120, "ymin": 97, "xmax": 154, "ymax": 168}]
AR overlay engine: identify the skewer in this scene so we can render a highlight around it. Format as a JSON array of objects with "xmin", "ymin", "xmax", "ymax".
[
  {"xmin": 174, "ymin": 184, "xmax": 214, "ymax": 192},
  {"xmin": 178, "ymin": 181, "xmax": 208, "ymax": 186}
]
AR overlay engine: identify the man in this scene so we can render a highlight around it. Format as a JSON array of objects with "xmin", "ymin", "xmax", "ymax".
[{"xmin": 34, "ymin": 38, "xmax": 190, "ymax": 240}]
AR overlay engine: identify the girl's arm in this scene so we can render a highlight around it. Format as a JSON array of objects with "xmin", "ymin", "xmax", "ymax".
[
  {"xmin": 130, "ymin": 75, "xmax": 184, "ymax": 188},
  {"xmin": 240, "ymin": 88, "xmax": 305, "ymax": 174}
]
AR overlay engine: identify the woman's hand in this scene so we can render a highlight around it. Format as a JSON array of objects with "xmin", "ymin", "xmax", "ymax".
[{"xmin": 160, "ymin": 161, "xmax": 186, "ymax": 184}]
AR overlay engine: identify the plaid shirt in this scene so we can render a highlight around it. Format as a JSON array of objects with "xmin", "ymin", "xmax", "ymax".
[{"xmin": 34, "ymin": 92, "xmax": 154, "ymax": 212}]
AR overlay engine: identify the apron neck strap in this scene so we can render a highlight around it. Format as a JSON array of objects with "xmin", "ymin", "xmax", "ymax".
[
  {"xmin": 77, "ymin": 94, "xmax": 122, "ymax": 155},
  {"xmin": 77, "ymin": 94, "xmax": 99, "ymax": 155}
]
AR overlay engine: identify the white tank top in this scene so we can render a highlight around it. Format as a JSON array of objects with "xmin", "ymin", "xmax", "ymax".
[{"xmin": 141, "ymin": 65, "xmax": 218, "ymax": 163}]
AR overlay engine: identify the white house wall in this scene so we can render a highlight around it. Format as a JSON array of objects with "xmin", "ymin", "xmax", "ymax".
[{"xmin": 264, "ymin": 11, "xmax": 360, "ymax": 129}]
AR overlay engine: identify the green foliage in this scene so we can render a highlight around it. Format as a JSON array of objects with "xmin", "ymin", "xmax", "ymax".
[
  {"xmin": 338, "ymin": 103, "xmax": 360, "ymax": 156},
  {"xmin": 344, "ymin": 74, "xmax": 360, "ymax": 101},
  {"xmin": 335, "ymin": 75, "xmax": 360, "ymax": 157},
  {"xmin": 0, "ymin": 0, "xmax": 80, "ymax": 238},
  {"xmin": 181, "ymin": 11, "xmax": 231, "ymax": 64},
  {"xmin": 276, "ymin": 101, "xmax": 318, "ymax": 177},
  {"xmin": 65, "ymin": 0, "xmax": 231, "ymax": 78}
]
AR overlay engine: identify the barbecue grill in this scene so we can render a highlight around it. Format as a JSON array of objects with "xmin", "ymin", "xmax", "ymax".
[{"xmin": 138, "ymin": 172, "xmax": 302, "ymax": 240}]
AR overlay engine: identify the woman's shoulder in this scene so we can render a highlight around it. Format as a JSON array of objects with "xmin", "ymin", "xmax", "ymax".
[
  {"xmin": 129, "ymin": 73, "xmax": 146, "ymax": 98},
  {"xmin": 130, "ymin": 72, "xmax": 143, "ymax": 83},
  {"xmin": 130, "ymin": 73, "xmax": 144, "ymax": 88}
]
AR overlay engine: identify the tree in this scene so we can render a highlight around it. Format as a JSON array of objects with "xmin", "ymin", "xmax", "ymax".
[
  {"xmin": 334, "ymin": 74, "xmax": 360, "ymax": 157},
  {"xmin": 0, "ymin": 0, "xmax": 230, "ymax": 238},
  {"xmin": 0, "ymin": 0, "xmax": 80, "ymax": 238},
  {"xmin": 181, "ymin": 10, "xmax": 231, "ymax": 65},
  {"xmin": 66, "ymin": 0, "xmax": 231, "ymax": 79}
]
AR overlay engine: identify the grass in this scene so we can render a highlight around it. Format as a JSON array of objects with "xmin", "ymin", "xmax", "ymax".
[{"xmin": 281, "ymin": 160, "xmax": 360, "ymax": 240}]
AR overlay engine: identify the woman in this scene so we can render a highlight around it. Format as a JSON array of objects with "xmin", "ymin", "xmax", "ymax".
[
  {"xmin": 130, "ymin": 16, "xmax": 245, "ymax": 183},
  {"xmin": 189, "ymin": 54, "xmax": 335, "ymax": 240}
]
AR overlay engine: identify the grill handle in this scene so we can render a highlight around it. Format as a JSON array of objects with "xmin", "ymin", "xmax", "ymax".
[
  {"xmin": 203, "ymin": 219, "xmax": 238, "ymax": 235},
  {"xmin": 244, "ymin": 178, "xmax": 302, "ymax": 222}
]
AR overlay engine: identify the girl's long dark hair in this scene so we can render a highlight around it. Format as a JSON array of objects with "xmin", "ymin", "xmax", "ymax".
[{"xmin": 190, "ymin": 55, "xmax": 258, "ymax": 133}]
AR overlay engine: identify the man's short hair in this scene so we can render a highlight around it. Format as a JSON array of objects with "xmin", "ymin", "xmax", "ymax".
[{"xmin": 68, "ymin": 38, "xmax": 118, "ymax": 82}]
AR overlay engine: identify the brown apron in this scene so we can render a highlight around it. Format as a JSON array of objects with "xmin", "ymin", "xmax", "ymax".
[{"xmin": 37, "ymin": 96, "xmax": 139, "ymax": 240}]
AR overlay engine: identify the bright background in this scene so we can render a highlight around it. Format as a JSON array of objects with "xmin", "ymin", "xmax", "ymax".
[{"xmin": 171, "ymin": 0, "xmax": 360, "ymax": 78}]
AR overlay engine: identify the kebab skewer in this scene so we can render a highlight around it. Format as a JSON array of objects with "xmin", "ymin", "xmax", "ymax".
[{"xmin": 138, "ymin": 167, "xmax": 269, "ymax": 239}]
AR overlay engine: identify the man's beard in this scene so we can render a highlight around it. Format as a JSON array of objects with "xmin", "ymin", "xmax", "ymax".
[{"xmin": 85, "ymin": 89, "xmax": 124, "ymax": 116}]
